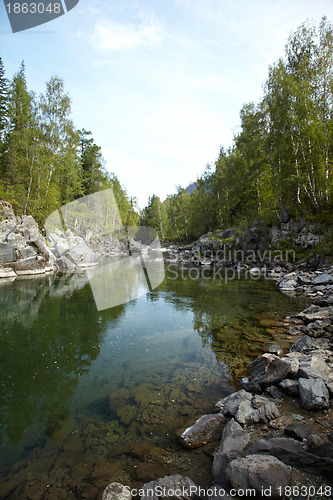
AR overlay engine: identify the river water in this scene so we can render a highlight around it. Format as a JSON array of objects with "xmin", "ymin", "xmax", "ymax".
[{"xmin": 0, "ymin": 266, "xmax": 309, "ymax": 498}]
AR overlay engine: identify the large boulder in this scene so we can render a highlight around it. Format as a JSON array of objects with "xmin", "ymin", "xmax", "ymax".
[
  {"xmin": 298, "ymin": 378, "xmax": 330, "ymax": 410},
  {"xmin": 177, "ymin": 413, "xmax": 225, "ymax": 449},
  {"xmin": 0, "ymin": 242, "xmax": 15, "ymax": 265},
  {"xmin": 247, "ymin": 437, "xmax": 333, "ymax": 475},
  {"xmin": 248, "ymin": 354, "xmax": 294, "ymax": 387},
  {"xmin": 0, "ymin": 203, "xmax": 55, "ymax": 276},
  {"xmin": 297, "ymin": 305, "xmax": 333, "ymax": 324},
  {"xmin": 279, "ymin": 379, "xmax": 299, "ymax": 396},
  {"xmin": 247, "ymin": 437, "xmax": 307, "ymax": 462},
  {"xmin": 225, "ymin": 454, "xmax": 291, "ymax": 499},
  {"xmin": 48, "ymin": 231, "xmax": 99, "ymax": 269},
  {"xmin": 297, "ymin": 354, "xmax": 330, "ymax": 383}
]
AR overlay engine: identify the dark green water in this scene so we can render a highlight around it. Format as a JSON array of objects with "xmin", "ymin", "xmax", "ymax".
[{"xmin": 0, "ymin": 266, "xmax": 308, "ymax": 498}]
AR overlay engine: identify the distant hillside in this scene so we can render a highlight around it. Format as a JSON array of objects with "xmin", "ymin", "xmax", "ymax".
[{"xmin": 185, "ymin": 182, "xmax": 196, "ymax": 194}]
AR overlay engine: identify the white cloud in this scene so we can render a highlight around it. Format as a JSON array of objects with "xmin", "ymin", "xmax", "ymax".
[{"xmin": 91, "ymin": 17, "xmax": 163, "ymax": 51}]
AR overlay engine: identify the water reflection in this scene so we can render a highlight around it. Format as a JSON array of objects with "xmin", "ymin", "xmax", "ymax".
[
  {"xmin": 155, "ymin": 266, "xmax": 309, "ymax": 376},
  {"xmin": 0, "ymin": 266, "xmax": 308, "ymax": 497},
  {"xmin": 0, "ymin": 273, "xmax": 126, "ymax": 452}
]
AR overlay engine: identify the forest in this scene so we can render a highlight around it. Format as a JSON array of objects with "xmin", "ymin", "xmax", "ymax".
[
  {"xmin": 1, "ymin": 18, "xmax": 333, "ymax": 241},
  {"xmin": 0, "ymin": 61, "xmax": 138, "ymax": 228},
  {"xmin": 142, "ymin": 18, "xmax": 333, "ymax": 240}
]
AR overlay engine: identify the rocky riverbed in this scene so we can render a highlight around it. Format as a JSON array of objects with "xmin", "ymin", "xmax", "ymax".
[
  {"xmin": 101, "ymin": 267, "xmax": 333, "ymax": 500},
  {"xmin": 1, "ymin": 201, "xmax": 333, "ymax": 499}
]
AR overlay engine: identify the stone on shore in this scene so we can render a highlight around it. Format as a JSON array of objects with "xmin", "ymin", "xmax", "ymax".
[
  {"xmin": 212, "ymin": 419, "xmax": 250, "ymax": 480},
  {"xmin": 298, "ymin": 378, "xmax": 330, "ymax": 410},
  {"xmin": 215, "ymin": 390, "xmax": 253, "ymax": 417},
  {"xmin": 248, "ymin": 354, "xmax": 294, "ymax": 387},
  {"xmin": 225, "ymin": 454, "xmax": 291, "ymax": 499}
]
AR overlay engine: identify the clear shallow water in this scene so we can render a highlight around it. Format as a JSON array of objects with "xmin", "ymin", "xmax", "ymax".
[{"xmin": 0, "ymin": 267, "xmax": 309, "ymax": 498}]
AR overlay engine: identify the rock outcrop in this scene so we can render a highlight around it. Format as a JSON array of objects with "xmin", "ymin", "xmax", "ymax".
[{"xmin": 0, "ymin": 201, "xmax": 55, "ymax": 277}]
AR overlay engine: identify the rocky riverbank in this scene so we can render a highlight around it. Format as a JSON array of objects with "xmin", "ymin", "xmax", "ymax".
[
  {"xmin": 163, "ymin": 215, "xmax": 331, "ymax": 271},
  {"xmin": 102, "ymin": 267, "xmax": 333, "ymax": 500},
  {"xmin": 0, "ymin": 201, "xmax": 127, "ymax": 278}
]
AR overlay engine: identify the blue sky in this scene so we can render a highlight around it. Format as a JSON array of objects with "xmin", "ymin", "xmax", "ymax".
[{"xmin": 1, "ymin": 0, "xmax": 333, "ymax": 208}]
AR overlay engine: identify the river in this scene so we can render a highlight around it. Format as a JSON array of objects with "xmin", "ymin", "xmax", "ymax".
[{"xmin": 0, "ymin": 266, "xmax": 309, "ymax": 498}]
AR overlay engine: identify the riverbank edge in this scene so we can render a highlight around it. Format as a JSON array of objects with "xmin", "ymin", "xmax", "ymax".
[{"xmin": 102, "ymin": 265, "xmax": 333, "ymax": 500}]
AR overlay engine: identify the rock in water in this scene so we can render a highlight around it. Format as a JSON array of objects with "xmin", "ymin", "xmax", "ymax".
[{"xmin": 177, "ymin": 413, "xmax": 225, "ymax": 448}]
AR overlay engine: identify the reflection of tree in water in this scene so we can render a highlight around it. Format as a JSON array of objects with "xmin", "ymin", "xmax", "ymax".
[
  {"xmin": 154, "ymin": 266, "xmax": 306, "ymax": 377},
  {"xmin": 0, "ymin": 273, "xmax": 126, "ymax": 448}
]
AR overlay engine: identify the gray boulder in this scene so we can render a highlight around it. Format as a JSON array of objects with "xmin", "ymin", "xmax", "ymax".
[
  {"xmin": 279, "ymin": 379, "xmax": 299, "ymax": 396},
  {"xmin": 284, "ymin": 423, "xmax": 322, "ymax": 444},
  {"xmin": 247, "ymin": 437, "xmax": 311, "ymax": 468},
  {"xmin": 248, "ymin": 354, "xmax": 294, "ymax": 387},
  {"xmin": 311, "ymin": 273, "xmax": 333, "ymax": 286},
  {"xmin": 215, "ymin": 390, "xmax": 253, "ymax": 417},
  {"xmin": 0, "ymin": 243, "xmax": 15, "ymax": 265},
  {"xmin": 297, "ymin": 305, "xmax": 333, "ymax": 323},
  {"xmin": 290, "ymin": 335, "xmax": 331, "ymax": 354},
  {"xmin": 279, "ymin": 279, "xmax": 297, "ymax": 290},
  {"xmin": 235, "ymin": 400, "xmax": 279, "ymax": 425},
  {"xmin": 298, "ymin": 378, "xmax": 330, "ymax": 410},
  {"xmin": 64, "ymin": 236, "xmax": 98, "ymax": 267},
  {"xmin": 297, "ymin": 354, "xmax": 330, "ymax": 383},
  {"xmin": 248, "ymin": 437, "xmax": 333, "ymax": 475},
  {"xmin": 225, "ymin": 454, "xmax": 291, "ymax": 499},
  {"xmin": 0, "ymin": 205, "xmax": 55, "ymax": 276},
  {"xmin": 177, "ymin": 413, "xmax": 225, "ymax": 448},
  {"xmin": 212, "ymin": 419, "xmax": 250, "ymax": 480}
]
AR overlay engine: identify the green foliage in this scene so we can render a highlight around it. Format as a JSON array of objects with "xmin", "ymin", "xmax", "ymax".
[
  {"xmin": 0, "ymin": 61, "xmax": 137, "ymax": 228},
  {"xmin": 142, "ymin": 18, "xmax": 333, "ymax": 242}
]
